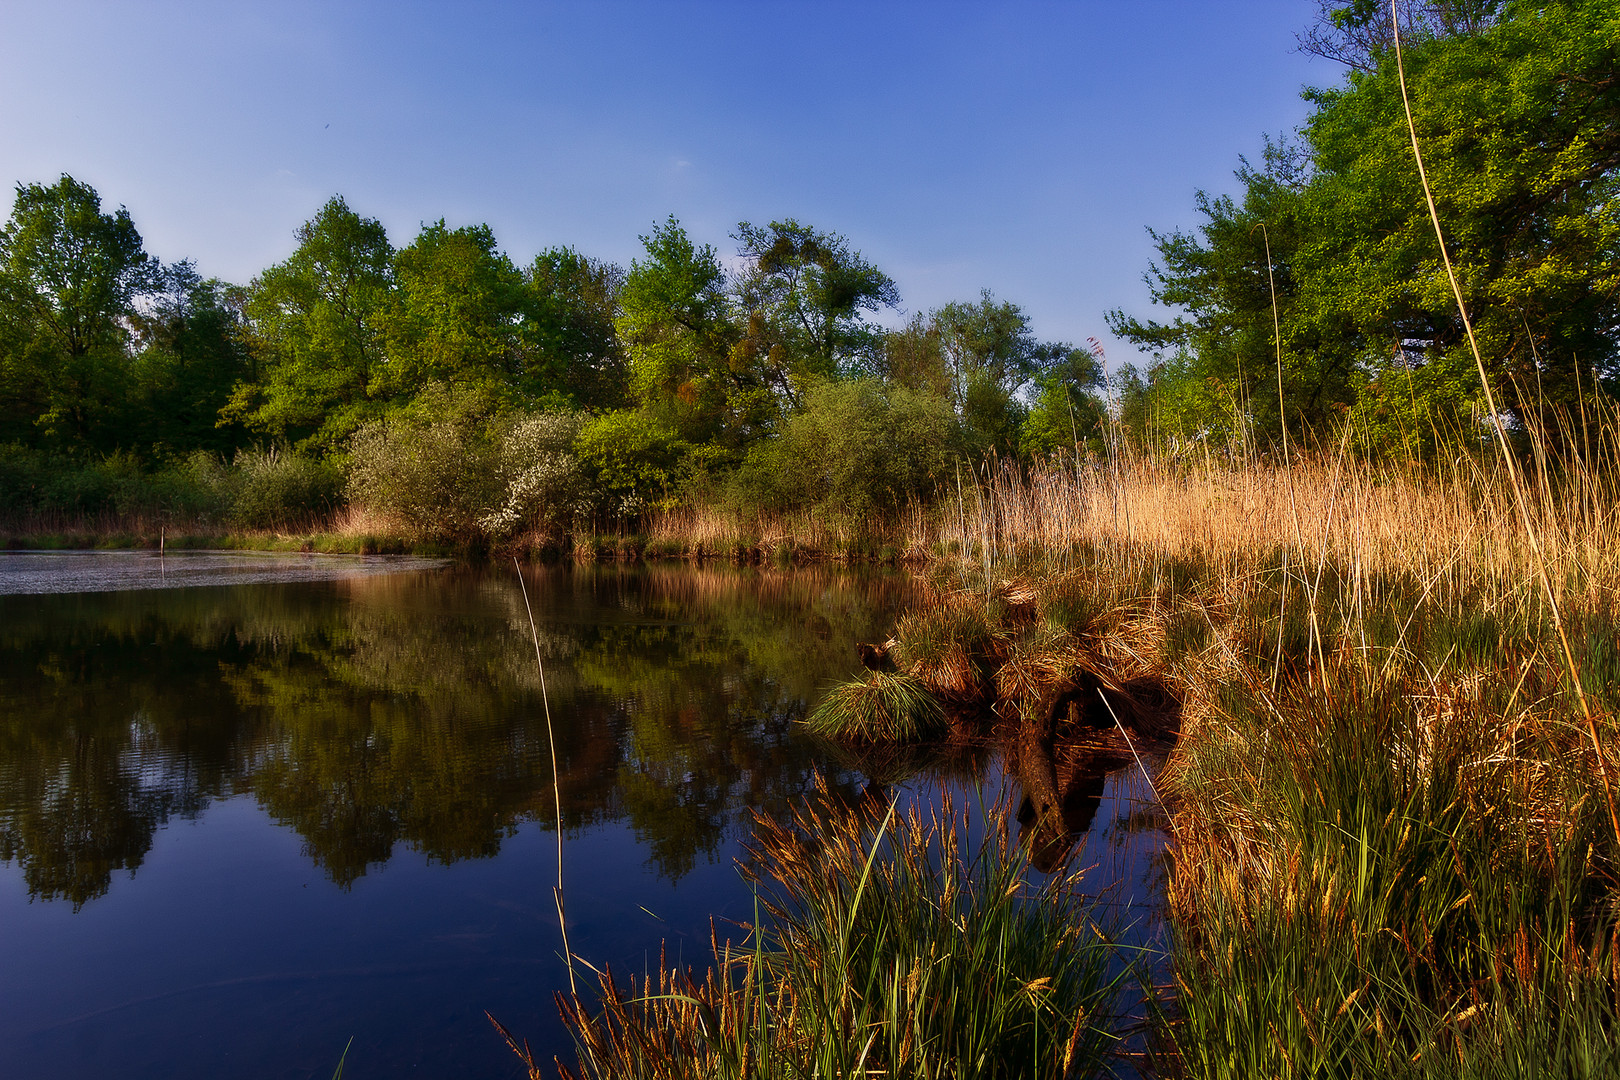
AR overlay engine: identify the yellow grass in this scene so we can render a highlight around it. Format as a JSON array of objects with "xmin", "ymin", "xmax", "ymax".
[{"xmin": 941, "ymin": 449, "xmax": 1620, "ymax": 610}]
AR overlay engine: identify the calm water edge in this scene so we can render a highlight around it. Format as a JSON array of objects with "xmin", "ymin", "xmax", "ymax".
[{"xmin": 0, "ymin": 552, "xmax": 1166, "ymax": 1079}]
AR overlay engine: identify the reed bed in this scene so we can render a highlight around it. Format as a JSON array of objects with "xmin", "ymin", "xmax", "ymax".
[
  {"xmin": 643, "ymin": 501, "xmax": 934, "ymax": 562},
  {"xmin": 923, "ymin": 433, "xmax": 1620, "ymax": 1077},
  {"xmin": 941, "ymin": 439, "xmax": 1620, "ymax": 612}
]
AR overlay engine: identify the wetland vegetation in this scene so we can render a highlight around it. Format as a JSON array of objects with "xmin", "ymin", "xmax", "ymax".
[{"xmin": 4, "ymin": 0, "xmax": 1620, "ymax": 1077}]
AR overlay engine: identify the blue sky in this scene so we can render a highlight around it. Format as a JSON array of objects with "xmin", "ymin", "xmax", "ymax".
[{"xmin": 0, "ymin": 1, "xmax": 1331, "ymax": 367}]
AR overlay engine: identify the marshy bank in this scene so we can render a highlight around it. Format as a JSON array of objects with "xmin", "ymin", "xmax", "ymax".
[
  {"xmin": 521, "ymin": 436, "xmax": 1620, "ymax": 1079},
  {"xmin": 796, "ymin": 440, "xmax": 1620, "ymax": 1077},
  {"xmin": 15, "ymin": 437, "xmax": 1620, "ymax": 1077}
]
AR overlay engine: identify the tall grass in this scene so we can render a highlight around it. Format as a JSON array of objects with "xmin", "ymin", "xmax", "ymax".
[{"xmin": 535, "ymin": 784, "xmax": 1127, "ymax": 1080}]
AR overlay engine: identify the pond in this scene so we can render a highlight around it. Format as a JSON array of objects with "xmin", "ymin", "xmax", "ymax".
[{"xmin": 0, "ymin": 552, "xmax": 1167, "ymax": 1078}]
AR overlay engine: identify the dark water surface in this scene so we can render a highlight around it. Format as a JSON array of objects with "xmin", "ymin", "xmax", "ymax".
[{"xmin": 0, "ymin": 556, "xmax": 1167, "ymax": 1079}]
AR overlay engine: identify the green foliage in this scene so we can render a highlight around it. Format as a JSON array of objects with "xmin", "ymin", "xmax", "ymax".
[
  {"xmin": 345, "ymin": 383, "xmax": 502, "ymax": 540},
  {"xmin": 0, "ymin": 443, "xmax": 231, "ymax": 523},
  {"xmin": 883, "ymin": 292, "xmax": 1091, "ymax": 459},
  {"xmin": 0, "ymin": 175, "xmax": 161, "ymax": 453},
  {"xmin": 730, "ymin": 378, "xmax": 956, "ymax": 520},
  {"xmin": 126, "ymin": 264, "xmax": 252, "ymax": 458},
  {"xmin": 730, "ymin": 219, "xmax": 899, "ymax": 401},
  {"xmin": 226, "ymin": 447, "xmax": 343, "ymax": 530},
  {"xmin": 231, "ymin": 196, "xmax": 395, "ymax": 448},
  {"xmin": 573, "ymin": 407, "xmax": 694, "ymax": 516},
  {"xmin": 524, "ymin": 247, "xmax": 628, "ymax": 409},
  {"xmin": 1112, "ymin": 0, "xmax": 1620, "ymax": 450},
  {"xmin": 378, "ymin": 220, "xmax": 529, "ymax": 401},
  {"xmin": 1020, "ymin": 341, "xmax": 1108, "ymax": 457},
  {"xmin": 616, "ymin": 217, "xmax": 760, "ymax": 444},
  {"xmin": 0, "ymin": 173, "xmax": 1123, "ymax": 525}
]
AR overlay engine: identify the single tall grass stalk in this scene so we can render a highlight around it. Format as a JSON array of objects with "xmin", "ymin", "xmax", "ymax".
[{"xmin": 515, "ymin": 557, "xmax": 577, "ymax": 998}]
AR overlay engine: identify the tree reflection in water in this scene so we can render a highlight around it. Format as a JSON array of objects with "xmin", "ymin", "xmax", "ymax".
[{"xmin": 0, "ymin": 564, "xmax": 918, "ymax": 905}]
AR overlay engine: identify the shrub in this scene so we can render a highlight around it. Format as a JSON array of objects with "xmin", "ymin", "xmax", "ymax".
[
  {"xmin": 574, "ymin": 408, "xmax": 691, "ymax": 516},
  {"xmin": 228, "ymin": 447, "xmax": 343, "ymax": 530},
  {"xmin": 730, "ymin": 379, "xmax": 956, "ymax": 521},
  {"xmin": 346, "ymin": 386, "xmax": 501, "ymax": 541},
  {"xmin": 0, "ymin": 444, "xmax": 228, "ymax": 525},
  {"xmin": 478, "ymin": 412, "xmax": 587, "ymax": 537}
]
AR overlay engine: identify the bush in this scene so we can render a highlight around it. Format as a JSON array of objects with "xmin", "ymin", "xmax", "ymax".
[
  {"xmin": 730, "ymin": 379, "xmax": 956, "ymax": 520},
  {"xmin": 0, "ymin": 444, "xmax": 229, "ymax": 525},
  {"xmin": 228, "ymin": 448, "xmax": 343, "ymax": 530},
  {"xmin": 478, "ymin": 412, "xmax": 587, "ymax": 537},
  {"xmin": 574, "ymin": 408, "xmax": 692, "ymax": 516},
  {"xmin": 347, "ymin": 395, "xmax": 500, "ymax": 541}
]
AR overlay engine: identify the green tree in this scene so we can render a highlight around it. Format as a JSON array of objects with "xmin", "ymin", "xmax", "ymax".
[
  {"xmin": 1297, "ymin": 0, "xmax": 1502, "ymax": 71},
  {"xmin": 1112, "ymin": 0, "xmax": 1620, "ymax": 450},
  {"xmin": 522, "ymin": 246, "xmax": 628, "ymax": 410},
  {"xmin": 1105, "ymin": 145, "xmax": 1344, "ymax": 443},
  {"xmin": 1021, "ymin": 340, "xmax": 1108, "ymax": 457},
  {"xmin": 616, "ymin": 216, "xmax": 759, "ymax": 446},
  {"xmin": 887, "ymin": 292, "xmax": 1070, "ymax": 457},
  {"xmin": 126, "ymin": 262, "xmax": 251, "ymax": 457},
  {"xmin": 230, "ymin": 196, "xmax": 394, "ymax": 448},
  {"xmin": 380, "ymin": 220, "xmax": 528, "ymax": 402},
  {"xmin": 730, "ymin": 219, "xmax": 899, "ymax": 404},
  {"xmin": 0, "ymin": 175, "xmax": 160, "ymax": 452}
]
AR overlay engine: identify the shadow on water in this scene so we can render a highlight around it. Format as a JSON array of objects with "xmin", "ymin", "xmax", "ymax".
[{"xmin": 0, "ymin": 558, "xmax": 1170, "ymax": 1078}]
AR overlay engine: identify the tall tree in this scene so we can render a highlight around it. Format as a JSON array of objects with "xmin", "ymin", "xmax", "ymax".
[
  {"xmin": 0, "ymin": 175, "xmax": 160, "ymax": 452},
  {"xmin": 884, "ymin": 291, "xmax": 1085, "ymax": 457},
  {"xmin": 616, "ymin": 216, "xmax": 762, "ymax": 445},
  {"xmin": 229, "ymin": 196, "xmax": 394, "ymax": 448},
  {"xmin": 1113, "ymin": 0, "xmax": 1620, "ymax": 450},
  {"xmin": 1297, "ymin": 0, "xmax": 1501, "ymax": 71},
  {"xmin": 522, "ymin": 247, "xmax": 627, "ymax": 410},
  {"xmin": 730, "ymin": 219, "xmax": 899, "ymax": 405},
  {"xmin": 126, "ymin": 262, "xmax": 250, "ymax": 456},
  {"xmin": 379, "ymin": 220, "xmax": 526, "ymax": 401}
]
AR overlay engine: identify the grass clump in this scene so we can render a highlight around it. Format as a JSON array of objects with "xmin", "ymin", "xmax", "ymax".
[
  {"xmin": 805, "ymin": 670, "xmax": 945, "ymax": 743},
  {"xmin": 1165, "ymin": 657, "xmax": 1620, "ymax": 1079},
  {"xmin": 536, "ymin": 785, "xmax": 1125, "ymax": 1080}
]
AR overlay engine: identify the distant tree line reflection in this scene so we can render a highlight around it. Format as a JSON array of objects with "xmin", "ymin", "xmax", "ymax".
[{"xmin": 0, "ymin": 565, "xmax": 917, "ymax": 906}]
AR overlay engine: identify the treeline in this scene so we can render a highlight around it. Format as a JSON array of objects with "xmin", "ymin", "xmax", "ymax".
[
  {"xmin": 5, "ymin": 0, "xmax": 1614, "ymax": 541},
  {"xmin": 0, "ymin": 180, "xmax": 1105, "ymax": 538},
  {"xmin": 1109, "ymin": 0, "xmax": 1620, "ymax": 455}
]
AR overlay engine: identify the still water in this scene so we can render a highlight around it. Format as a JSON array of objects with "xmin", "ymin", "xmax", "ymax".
[{"xmin": 0, "ymin": 553, "xmax": 1166, "ymax": 1079}]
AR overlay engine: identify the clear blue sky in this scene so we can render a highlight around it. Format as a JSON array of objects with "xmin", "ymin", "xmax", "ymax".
[{"xmin": 0, "ymin": 1, "xmax": 1332, "ymax": 367}]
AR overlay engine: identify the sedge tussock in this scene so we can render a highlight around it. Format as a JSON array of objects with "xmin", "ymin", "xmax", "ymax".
[{"xmin": 805, "ymin": 670, "xmax": 945, "ymax": 743}]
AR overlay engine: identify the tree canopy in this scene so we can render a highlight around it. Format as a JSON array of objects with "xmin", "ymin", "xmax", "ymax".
[
  {"xmin": 1111, "ymin": 0, "xmax": 1620, "ymax": 451},
  {"xmin": 0, "ymin": 177, "xmax": 1110, "ymax": 525}
]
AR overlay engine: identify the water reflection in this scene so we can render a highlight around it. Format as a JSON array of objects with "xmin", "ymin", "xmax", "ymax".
[{"xmin": 0, "ymin": 564, "xmax": 915, "ymax": 906}]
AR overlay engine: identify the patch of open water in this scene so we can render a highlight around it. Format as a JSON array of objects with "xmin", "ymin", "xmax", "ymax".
[
  {"xmin": 0, "ymin": 556, "xmax": 1168, "ymax": 1078},
  {"xmin": 0, "ymin": 549, "xmax": 447, "ymax": 595}
]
